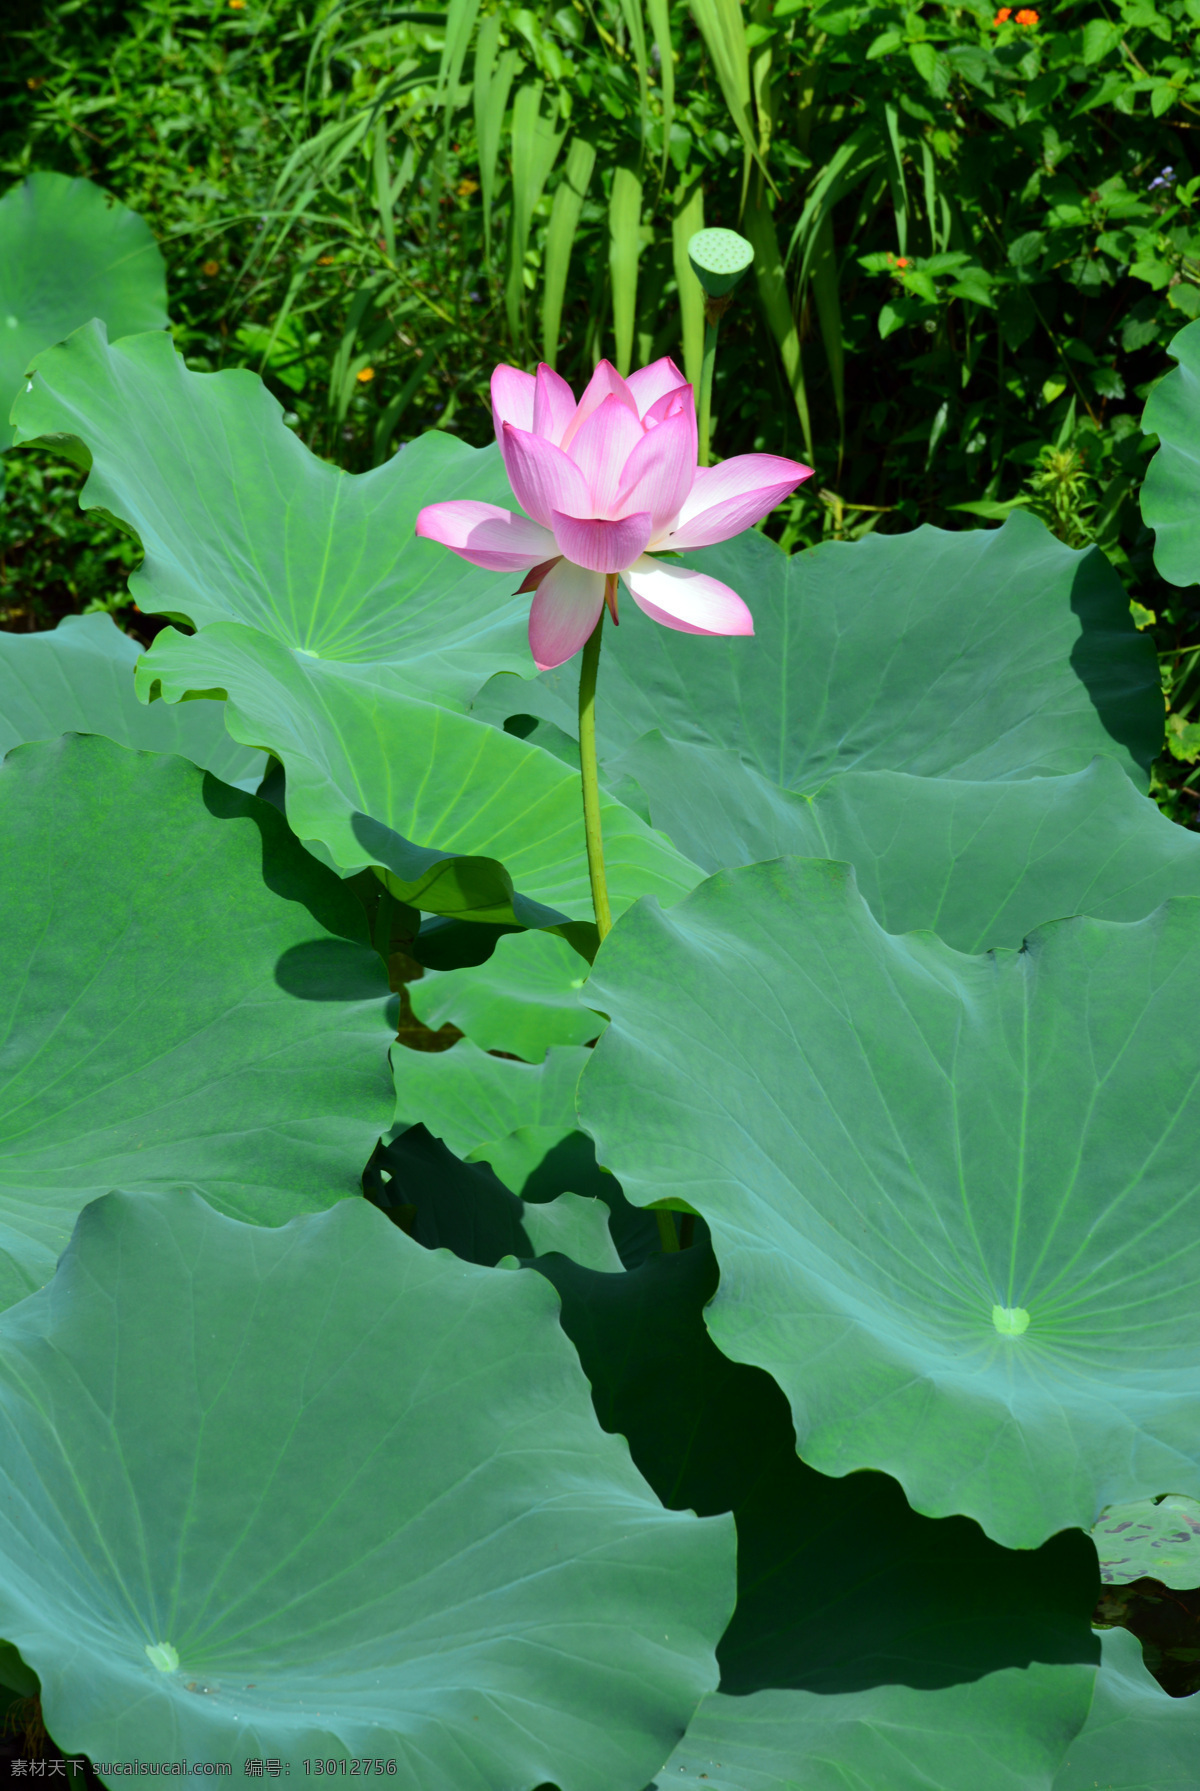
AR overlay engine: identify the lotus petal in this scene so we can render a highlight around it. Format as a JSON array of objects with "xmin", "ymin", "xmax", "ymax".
[
  {"xmin": 490, "ymin": 363, "xmax": 536, "ymax": 440},
  {"xmin": 550, "ymin": 510, "xmax": 653, "ymax": 574},
  {"xmin": 665, "ymin": 454, "xmax": 813, "ymax": 550},
  {"xmin": 616, "ymin": 408, "xmax": 698, "ymax": 532},
  {"xmin": 415, "ymin": 500, "xmax": 556, "ymax": 571},
  {"xmin": 622, "ymin": 555, "xmax": 754, "ymax": 636},
  {"xmin": 532, "ymin": 364, "xmax": 578, "ymax": 445},
  {"xmin": 529, "ymin": 557, "xmax": 607, "ymax": 669},
  {"xmin": 501, "ymin": 424, "xmax": 592, "ymax": 529}
]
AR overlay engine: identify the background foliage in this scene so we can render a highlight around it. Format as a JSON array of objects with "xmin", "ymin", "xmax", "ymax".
[{"xmin": 4, "ymin": 0, "xmax": 1200, "ymax": 817}]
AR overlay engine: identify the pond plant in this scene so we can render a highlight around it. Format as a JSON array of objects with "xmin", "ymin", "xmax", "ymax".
[{"xmin": 0, "ymin": 168, "xmax": 1199, "ymax": 1788}]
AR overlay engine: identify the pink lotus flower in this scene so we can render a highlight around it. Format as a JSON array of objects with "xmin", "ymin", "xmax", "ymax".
[{"xmin": 415, "ymin": 357, "xmax": 813, "ymax": 670}]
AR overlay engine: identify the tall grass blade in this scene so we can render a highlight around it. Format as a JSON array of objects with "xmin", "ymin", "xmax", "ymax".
[
  {"xmin": 609, "ymin": 160, "xmax": 644, "ymax": 375},
  {"xmin": 507, "ymin": 79, "xmax": 565, "ymax": 350},
  {"xmin": 430, "ymin": 0, "xmax": 482, "ymax": 226},
  {"xmin": 883, "ymin": 102, "xmax": 909, "ymax": 256},
  {"xmin": 542, "ymin": 134, "xmax": 597, "ymax": 367},
  {"xmin": 617, "ymin": 0, "xmax": 651, "ymax": 144},
  {"xmin": 647, "ymin": 0, "xmax": 675, "ymax": 176},
  {"xmin": 374, "ymin": 117, "xmax": 396, "ymax": 262},
  {"xmin": 744, "ymin": 179, "xmax": 813, "ymax": 461},
  {"xmin": 688, "ymin": 0, "xmax": 772, "ymax": 189},
  {"xmin": 810, "ymin": 214, "xmax": 844, "ymax": 451},
  {"xmin": 474, "ymin": 20, "xmax": 518, "ymax": 270},
  {"xmin": 671, "ymin": 177, "xmax": 705, "ymax": 391}
]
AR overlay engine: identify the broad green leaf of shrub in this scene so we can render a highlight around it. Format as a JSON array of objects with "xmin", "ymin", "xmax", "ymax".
[
  {"xmin": 532, "ymin": 1243, "xmax": 1100, "ymax": 1791},
  {"xmin": 137, "ymin": 623, "xmax": 702, "ymax": 924},
  {"xmin": 0, "ymin": 1188, "xmax": 735, "ymax": 1783},
  {"xmin": 581, "ymin": 859, "xmax": 1200, "ymax": 1547},
  {"xmin": 607, "ymin": 742, "xmax": 1200, "ymax": 951},
  {"xmin": 1140, "ymin": 317, "xmax": 1200, "ymax": 589},
  {"xmin": 410, "ymin": 928, "xmax": 599, "ymax": 1058},
  {"xmin": 0, "ymin": 174, "xmax": 166, "ymax": 445},
  {"xmin": 0, "ymin": 733, "xmax": 394, "ymax": 1313},
  {"xmin": 0, "ymin": 612, "xmax": 265, "ymax": 787},
  {"xmin": 10, "ymin": 321, "xmax": 534, "ymax": 706},
  {"xmin": 1051, "ymin": 1629, "xmax": 1200, "ymax": 1790},
  {"xmin": 1093, "ymin": 1495, "xmax": 1200, "ymax": 1588},
  {"xmin": 476, "ymin": 509, "xmax": 1161, "ymax": 788}
]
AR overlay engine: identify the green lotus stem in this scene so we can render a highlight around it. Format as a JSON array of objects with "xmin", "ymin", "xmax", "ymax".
[
  {"xmin": 579, "ymin": 596, "xmax": 613, "ymax": 942},
  {"xmin": 656, "ymin": 1210, "xmax": 680, "ymax": 1254},
  {"xmin": 699, "ymin": 310, "xmax": 720, "ymax": 468}
]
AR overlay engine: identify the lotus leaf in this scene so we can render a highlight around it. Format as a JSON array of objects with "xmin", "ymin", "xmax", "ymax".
[
  {"xmin": 581, "ymin": 859, "xmax": 1200, "ymax": 1546},
  {"xmin": 0, "ymin": 1188, "xmax": 734, "ymax": 1783},
  {"xmin": 607, "ymin": 743, "xmax": 1200, "ymax": 952},
  {"xmin": 10, "ymin": 321, "xmax": 535, "ymax": 705},
  {"xmin": 393, "ymin": 1039, "xmax": 589, "ymax": 1162},
  {"xmin": 136, "ymin": 622, "xmax": 702, "ymax": 924},
  {"xmin": 533, "ymin": 1242, "xmax": 1101, "ymax": 1791},
  {"xmin": 1140, "ymin": 317, "xmax": 1200, "ymax": 590},
  {"xmin": 1051, "ymin": 1628, "xmax": 1200, "ymax": 1789},
  {"xmin": 0, "ymin": 175, "xmax": 166, "ymax": 443},
  {"xmin": 0, "ymin": 733, "xmax": 393, "ymax": 1312},
  {"xmin": 1093, "ymin": 1495, "xmax": 1200, "ymax": 1588},
  {"xmin": 0, "ymin": 612, "xmax": 264, "ymax": 786},
  {"xmin": 475, "ymin": 509, "xmax": 1161, "ymax": 788},
  {"xmin": 409, "ymin": 927, "xmax": 599, "ymax": 1058}
]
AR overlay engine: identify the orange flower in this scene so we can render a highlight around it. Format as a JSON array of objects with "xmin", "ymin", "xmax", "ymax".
[
  {"xmin": 1015, "ymin": 7, "xmax": 1038, "ymax": 21},
  {"xmin": 201, "ymin": 259, "xmax": 220, "ymax": 277},
  {"xmin": 356, "ymin": 367, "xmax": 376, "ymax": 384},
  {"xmin": 317, "ymin": 254, "xmax": 335, "ymax": 265},
  {"xmin": 228, "ymin": 0, "xmax": 245, "ymax": 8},
  {"xmin": 895, "ymin": 256, "xmax": 909, "ymax": 268},
  {"xmin": 993, "ymin": 7, "xmax": 1011, "ymax": 20}
]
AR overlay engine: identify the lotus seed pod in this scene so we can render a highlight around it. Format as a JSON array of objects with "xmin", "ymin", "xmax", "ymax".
[{"xmin": 686, "ymin": 227, "xmax": 755, "ymax": 299}]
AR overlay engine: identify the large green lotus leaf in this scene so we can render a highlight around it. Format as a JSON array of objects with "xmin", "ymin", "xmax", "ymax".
[
  {"xmin": 0, "ymin": 1189, "xmax": 734, "ymax": 1783},
  {"xmin": 475, "ymin": 508, "xmax": 1161, "ymax": 788},
  {"xmin": 1140, "ymin": 318, "xmax": 1200, "ymax": 589},
  {"xmin": 10, "ymin": 321, "xmax": 533, "ymax": 705},
  {"xmin": 0, "ymin": 733, "xmax": 394, "ymax": 1313},
  {"xmin": 0, "ymin": 612, "xmax": 265, "ymax": 787},
  {"xmin": 532, "ymin": 1242, "xmax": 1099, "ymax": 1791},
  {"xmin": 0, "ymin": 175, "xmax": 166, "ymax": 445},
  {"xmin": 609, "ymin": 740, "xmax": 1200, "ymax": 952},
  {"xmin": 137, "ymin": 623, "xmax": 701, "ymax": 924},
  {"xmin": 1052, "ymin": 1628, "xmax": 1199, "ymax": 1789},
  {"xmin": 393, "ymin": 1040, "xmax": 589, "ymax": 1162},
  {"xmin": 581, "ymin": 859, "xmax": 1200, "ymax": 1548},
  {"xmin": 410, "ymin": 928, "xmax": 600, "ymax": 1058},
  {"xmin": 1092, "ymin": 1495, "xmax": 1200, "ymax": 1588}
]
